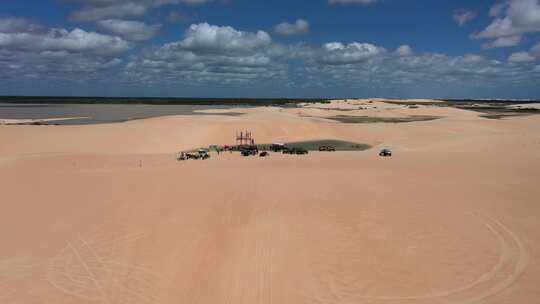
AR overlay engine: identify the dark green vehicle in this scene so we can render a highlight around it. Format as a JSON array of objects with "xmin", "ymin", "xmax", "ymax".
[
  {"xmin": 240, "ymin": 145, "xmax": 258, "ymax": 156},
  {"xmin": 319, "ymin": 146, "xmax": 336, "ymax": 152},
  {"xmin": 284, "ymin": 147, "xmax": 308, "ymax": 155},
  {"xmin": 294, "ymin": 148, "xmax": 309, "ymax": 155}
]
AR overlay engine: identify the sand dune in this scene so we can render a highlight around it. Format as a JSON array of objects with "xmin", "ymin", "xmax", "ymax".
[{"xmin": 1, "ymin": 100, "xmax": 540, "ymax": 303}]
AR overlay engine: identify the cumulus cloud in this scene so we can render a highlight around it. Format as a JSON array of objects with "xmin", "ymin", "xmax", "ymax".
[
  {"xmin": 0, "ymin": 17, "xmax": 41, "ymax": 33},
  {"xmin": 178, "ymin": 23, "xmax": 271, "ymax": 54},
  {"xmin": 531, "ymin": 41, "xmax": 540, "ymax": 56},
  {"xmin": 70, "ymin": 0, "xmax": 212, "ymax": 21},
  {"xmin": 394, "ymin": 45, "xmax": 413, "ymax": 57},
  {"xmin": 0, "ymin": 17, "xmax": 130, "ymax": 82},
  {"xmin": 482, "ymin": 35, "xmax": 522, "ymax": 48},
  {"xmin": 123, "ymin": 23, "xmax": 283, "ymax": 85},
  {"xmin": 2, "ymin": 13, "xmax": 538, "ymax": 96},
  {"xmin": 461, "ymin": 54, "xmax": 485, "ymax": 63},
  {"xmin": 508, "ymin": 51, "xmax": 535, "ymax": 62},
  {"xmin": 97, "ymin": 19, "xmax": 161, "ymax": 41},
  {"xmin": 503, "ymin": 41, "xmax": 540, "ymax": 62},
  {"xmin": 453, "ymin": 10, "xmax": 477, "ymax": 26},
  {"xmin": 274, "ymin": 19, "xmax": 309, "ymax": 36},
  {"xmin": 122, "ymin": 29, "xmax": 539, "ymax": 93},
  {"xmin": 473, "ymin": 0, "xmax": 540, "ymax": 47},
  {"xmin": 70, "ymin": 2, "xmax": 148, "ymax": 21},
  {"xmin": 0, "ymin": 27, "xmax": 130, "ymax": 55},
  {"xmin": 317, "ymin": 42, "xmax": 385, "ymax": 65},
  {"xmin": 1, "ymin": 50, "xmax": 124, "ymax": 77},
  {"xmin": 296, "ymin": 47, "xmax": 536, "ymax": 94}
]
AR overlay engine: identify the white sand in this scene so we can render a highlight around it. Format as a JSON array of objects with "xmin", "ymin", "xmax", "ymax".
[{"xmin": 1, "ymin": 100, "xmax": 539, "ymax": 303}]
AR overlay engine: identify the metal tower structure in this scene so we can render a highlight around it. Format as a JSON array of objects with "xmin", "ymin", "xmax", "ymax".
[{"xmin": 236, "ymin": 131, "xmax": 255, "ymax": 146}]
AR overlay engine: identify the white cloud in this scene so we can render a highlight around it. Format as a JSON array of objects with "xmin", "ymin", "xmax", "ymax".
[
  {"xmin": 274, "ymin": 19, "xmax": 309, "ymax": 36},
  {"xmin": 0, "ymin": 17, "xmax": 41, "ymax": 33},
  {"xmin": 318, "ymin": 42, "xmax": 385, "ymax": 65},
  {"xmin": 124, "ymin": 33, "xmax": 537, "ymax": 90},
  {"xmin": 530, "ymin": 41, "xmax": 540, "ymax": 57},
  {"xmin": 0, "ymin": 16, "xmax": 132, "ymax": 84},
  {"xmin": 2, "ymin": 14, "xmax": 538, "ymax": 95},
  {"xmin": 178, "ymin": 23, "xmax": 271, "ymax": 54},
  {"xmin": 70, "ymin": 2, "xmax": 148, "ymax": 21},
  {"xmin": 97, "ymin": 19, "xmax": 161, "ymax": 41},
  {"xmin": 298, "ymin": 47, "xmax": 536, "ymax": 92},
  {"xmin": 508, "ymin": 51, "xmax": 535, "ymax": 62},
  {"xmin": 123, "ymin": 23, "xmax": 283, "ymax": 85},
  {"xmin": 473, "ymin": 0, "xmax": 540, "ymax": 47},
  {"xmin": 453, "ymin": 10, "xmax": 477, "ymax": 26},
  {"xmin": 482, "ymin": 35, "xmax": 522, "ymax": 48},
  {"xmin": 462, "ymin": 54, "xmax": 485, "ymax": 63},
  {"xmin": 3, "ymin": 50, "xmax": 124, "ymax": 75},
  {"xmin": 394, "ymin": 45, "xmax": 413, "ymax": 57},
  {"xmin": 500, "ymin": 41, "xmax": 540, "ymax": 62},
  {"xmin": 70, "ymin": 0, "xmax": 212, "ymax": 21},
  {"xmin": 0, "ymin": 27, "xmax": 130, "ymax": 55},
  {"xmin": 0, "ymin": 17, "xmax": 129, "ymax": 82}
]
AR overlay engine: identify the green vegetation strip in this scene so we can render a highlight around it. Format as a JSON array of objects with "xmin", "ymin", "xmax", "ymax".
[
  {"xmin": 0, "ymin": 96, "xmax": 330, "ymax": 106},
  {"xmin": 480, "ymin": 113, "xmax": 535, "ymax": 120},
  {"xmin": 260, "ymin": 140, "xmax": 371, "ymax": 151}
]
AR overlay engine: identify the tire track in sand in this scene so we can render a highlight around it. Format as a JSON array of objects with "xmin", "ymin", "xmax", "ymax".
[
  {"xmin": 308, "ymin": 212, "xmax": 529, "ymax": 304},
  {"xmin": 0, "ymin": 257, "xmax": 45, "ymax": 302},
  {"xmin": 47, "ymin": 235, "xmax": 161, "ymax": 304}
]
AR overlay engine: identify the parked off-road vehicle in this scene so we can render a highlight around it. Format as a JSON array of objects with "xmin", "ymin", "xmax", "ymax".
[
  {"xmin": 186, "ymin": 153, "xmax": 200, "ymax": 160},
  {"xmin": 240, "ymin": 145, "xmax": 258, "ymax": 156},
  {"xmin": 177, "ymin": 152, "xmax": 187, "ymax": 161},
  {"xmin": 294, "ymin": 148, "xmax": 309, "ymax": 155},
  {"xmin": 379, "ymin": 149, "xmax": 392, "ymax": 157},
  {"xmin": 198, "ymin": 149, "xmax": 210, "ymax": 160},
  {"xmin": 319, "ymin": 146, "xmax": 336, "ymax": 152}
]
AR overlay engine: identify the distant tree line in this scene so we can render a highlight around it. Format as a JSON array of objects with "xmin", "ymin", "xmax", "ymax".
[{"xmin": 0, "ymin": 96, "xmax": 332, "ymax": 106}]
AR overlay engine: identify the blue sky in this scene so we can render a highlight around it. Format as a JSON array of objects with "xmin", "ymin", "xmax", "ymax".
[{"xmin": 1, "ymin": 0, "xmax": 540, "ymax": 98}]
